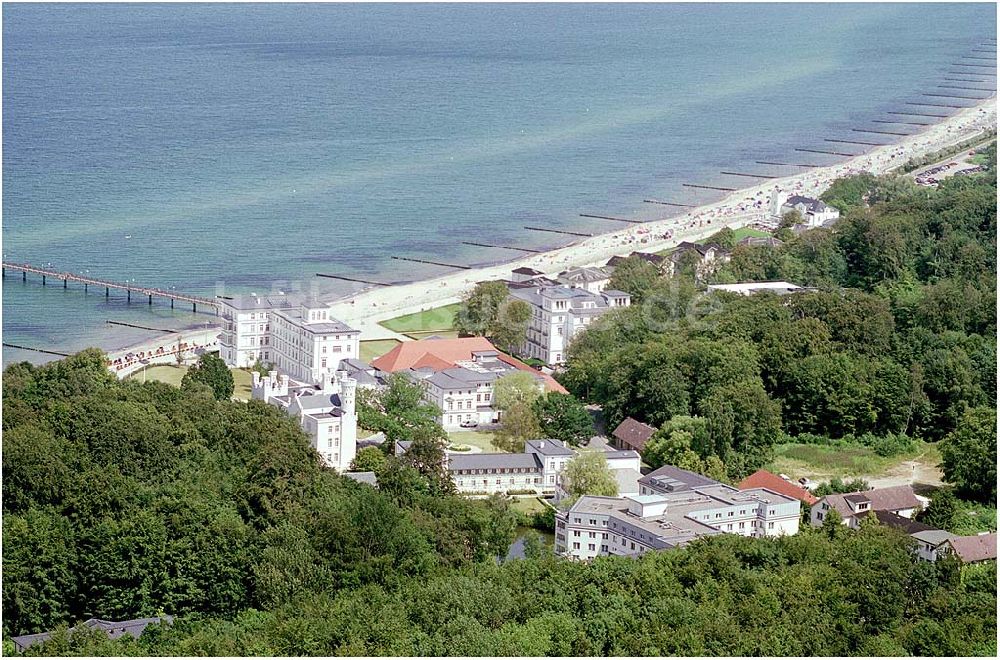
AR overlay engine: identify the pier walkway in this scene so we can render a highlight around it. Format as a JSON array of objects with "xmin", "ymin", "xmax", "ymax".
[{"xmin": 2, "ymin": 261, "xmax": 218, "ymax": 312}]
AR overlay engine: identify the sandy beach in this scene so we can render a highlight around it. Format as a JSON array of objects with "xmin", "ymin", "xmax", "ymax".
[{"xmin": 328, "ymin": 99, "xmax": 997, "ymax": 340}]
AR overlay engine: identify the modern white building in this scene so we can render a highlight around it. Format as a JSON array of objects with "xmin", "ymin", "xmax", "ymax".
[
  {"xmin": 395, "ymin": 437, "xmax": 641, "ymax": 497},
  {"xmin": 508, "ymin": 284, "xmax": 630, "ymax": 365},
  {"xmin": 707, "ymin": 281, "xmax": 806, "ymax": 296},
  {"xmin": 252, "ymin": 369, "xmax": 358, "ymax": 472},
  {"xmin": 556, "ymin": 469, "xmax": 801, "ymax": 561},
  {"xmin": 218, "ymin": 294, "xmax": 360, "ymax": 384}
]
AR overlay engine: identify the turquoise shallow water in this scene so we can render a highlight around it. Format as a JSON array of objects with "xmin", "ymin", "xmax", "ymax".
[{"xmin": 3, "ymin": 3, "xmax": 996, "ymax": 364}]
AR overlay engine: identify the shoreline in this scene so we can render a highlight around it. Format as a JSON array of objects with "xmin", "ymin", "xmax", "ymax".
[
  {"xmin": 327, "ymin": 98, "xmax": 997, "ymax": 340},
  {"xmin": 27, "ymin": 97, "xmax": 998, "ymax": 360}
]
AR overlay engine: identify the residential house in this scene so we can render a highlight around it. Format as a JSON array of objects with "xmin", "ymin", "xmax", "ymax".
[
  {"xmin": 772, "ymin": 192, "xmax": 840, "ymax": 228},
  {"xmin": 738, "ymin": 469, "xmax": 819, "ymax": 506},
  {"xmin": 507, "ymin": 284, "xmax": 631, "ymax": 365},
  {"xmin": 810, "ymin": 485, "xmax": 923, "ymax": 529},
  {"xmin": 668, "ymin": 242, "xmax": 731, "ymax": 279},
  {"xmin": 372, "ymin": 336, "xmax": 565, "ymax": 430},
  {"xmin": 555, "ymin": 476, "xmax": 801, "ymax": 561},
  {"xmin": 606, "ymin": 251, "xmax": 668, "ymax": 272},
  {"xmin": 611, "ymin": 417, "xmax": 658, "ymax": 453},
  {"xmin": 941, "ymin": 532, "xmax": 997, "ymax": 564},
  {"xmin": 11, "ymin": 617, "xmax": 174, "ymax": 654}
]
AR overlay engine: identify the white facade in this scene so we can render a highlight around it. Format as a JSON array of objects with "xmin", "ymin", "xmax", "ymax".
[
  {"xmin": 556, "ymin": 485, "xmax": 801, "ymax": 561},
  {"xmin": 252, "ymin": 370, "xmax": 358, "ymax": 472},
  {"xmin": 509, "ymin": 285, "xmax": 630, "ymax": 365},
  {"xmin": 218, "ymin": 295, "xmax": 359, "ymax": 384}
]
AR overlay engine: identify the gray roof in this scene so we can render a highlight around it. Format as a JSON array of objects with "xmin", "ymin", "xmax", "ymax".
[
  {"xmin": 558, "ymin": 266, "xmax": 611, "ymax": 284},
  {"xmin": 639, "ymin": 464, "xmax": 722, "ymax": 493},
  {"xmin": 525, "ymin": 438, "xmax": 575, "ymax": 456},
  {"xmin": 11, "ymin": 617, "xmax": 174, "ymax": 653},
  {"xmin": 911, "ymin": 529, "xmax": 959, "ymax": 546},
  {"xmin": 783, "ymin": 195, "xmax": 833, "ymax": 214},
  {"xmin": 449, "ymin": 452, "xmax": 542, "ymax": 471},
  {"xmin": 272, "ymin": 307, "xmax": 358, "ymax": 335},
  {"xmin": 294, "ymin": 391, "xmax": 343, "ymax": 413}
]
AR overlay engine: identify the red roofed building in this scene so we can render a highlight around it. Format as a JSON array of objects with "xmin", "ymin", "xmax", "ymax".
[
  {"xmin": 372, "ymin": 336, "xmax": 566, "ymax": 430},
  {"xmin": 738, "ymin": 469, "xmax": 819, "ymax": 506}
]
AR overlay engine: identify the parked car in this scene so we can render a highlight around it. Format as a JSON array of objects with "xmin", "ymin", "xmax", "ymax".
[{"xmin": 460, "ymin": 420, "xmax": 479, "ymax": 428}]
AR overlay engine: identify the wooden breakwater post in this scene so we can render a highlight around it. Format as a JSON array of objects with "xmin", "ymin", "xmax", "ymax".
[
  {"xmin": 824, "ymin": 138, "xmax": 889, "ymax": 147},
  {"xmin": 461, "ymin": 241, "xmax": 544, "ymax": 254},
  {"xmin": 794, "ymin": 148, "xmax": 858, "ymax": 157},
  {"xmin": 872, "ymin": 120, "xmax": 930, "ymax": 126},
  {"xmin": 719, "ymin": 171, "xmax": 777, "ymax": 179},
  {"xmin": 316, "ymin": 273, "xmax": 392, "ymax": 286},
  {"xmin": 852, "ymin": 128, "xmax": 912, "ymax": 136},
  {"xmin": 389, "ymin": 256, "xmax": 472, "ymax": 270},
  {"xmin": 682, "ymin": 183, "xmax": 737, "ymax": 192},
  {"xmin": 754, "ymin": 160, "xmax": 821, "ymax": 168},
  {"xmin": 887, "ymin": 111, "xmax": 948, "ymax": 119},
  {"xmin": 922, "ymin": 92, "xmax": 993, "ymax": 101},
  {"xmin": 579, "ymin": 213, "xmax": 645, "ymax": 224},
  {"xmin": 523, "ymin": 226, "xmax": 593, "ymax": 237},
  {"xmin": 643, "ymin": 199, "xmax": 696, "ymax": 207}
]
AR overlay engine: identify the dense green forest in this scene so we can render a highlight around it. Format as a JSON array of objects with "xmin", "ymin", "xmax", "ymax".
[
  {"xmin": 2, "ymin": 162, "xmax": 996, "ymax": 656},
  {"xmin": 1, "ymin": 353, "xmax": 996, "ymax": 655},
  {"xmin": 560, "ymin": 163, "xmax": 997, "ymax": 488}
]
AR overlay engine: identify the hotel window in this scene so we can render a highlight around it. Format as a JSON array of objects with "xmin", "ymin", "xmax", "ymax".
[
  {"xmin": 321, "ymin": 359, "xmax": 327, "ymax": 368},
  {"xmin": 739, "ymin": 522, "xmax": 745, "ymax": 529},
  {"xmin": 602, "ymin": 533, "xmax": 608, "ymax": 540},
  {"xmin": 588, "ymin": 544, "xmax": 595, "ymax": 551},
  {"xmin": 589, "ymin": 532, "xmax": 595, "ymax": 539},
  {"xmin": 573, "ymin": 542, "xmax": 580, "ymax": 550},
  {"xmin": 768, "ymin": 522, "xmax": 775, "ymax": 529},
  {"xmin": 589, "ymin": 519, "xmax": 596, "ymax": 525},
  {"xmin": 727, "ymin": 524, "xmax": 733, "ymax": 530}
]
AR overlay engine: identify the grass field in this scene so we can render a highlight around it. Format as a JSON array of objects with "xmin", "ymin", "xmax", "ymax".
[
  {"xmin": 129, "ymin": 364, "xmax": 188, "ymax": 387},
  {"xmin": 128, "ymin": 364, "xmax": 254, "ymax": 401},
  {"xmin": 380, "ymin": 303, "xmax": 461, "ymax": 334},
  {"xmin": 447, "ymin": 429, "xmax": 504, "ymax": 453},
  {"xmin": 404, "ymin": 330, "xmax": 460, "ymax": 340},
  {"xmin": 512, "ymin": 497, "xmax": 548, "ymax": 515},
  {"xmin": 360, "ymin": 339, "xmax": 401, "ymax": 363},
  {"xmin": 767, "ymin": 441, "xmax": 938, "ymax": 482}
]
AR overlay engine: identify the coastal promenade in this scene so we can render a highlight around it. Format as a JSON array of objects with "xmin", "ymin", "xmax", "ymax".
[{"xmin": 327, "ymin": 99, "xmax": 997, "ymax": 335}]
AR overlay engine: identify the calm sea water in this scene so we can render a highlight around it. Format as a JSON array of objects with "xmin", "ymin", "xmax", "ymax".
[{"xmin": 3, "ymin": 3, "xmax": 995, "ymax": 364}]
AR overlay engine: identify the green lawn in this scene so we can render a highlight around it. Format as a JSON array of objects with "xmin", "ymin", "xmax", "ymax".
[
  {"xmin": 767, "ymin": 441, "xmax": 937, "ymax": 482},
  {"xmin": 360, "ymin": 339, "xmax": 401, "ymax": 363},
  {"xmin": 129, "ymin": 364, "xmax": 188, "ymax": 387},
  {"xmin": 128, "ymin": 364, "xmax": 254, "ymax": 401},
  {"xmin": 380, "ymin": 303, "xmax": 461, "ymax": 333},
  {"xmin": 404, "ymin": 330, "xmax": 460, "ymax": 340},
  {"xmin": 512, "ymin": 497, "xmax": 548, "ymax": 515},
  {"xmin": 696, "ymin": 227, "xmax": 771, "ymax": 245},
  {"xmin": 951, "ymin": 500, "xmax": 998, "ymax": 536},
  {"xmin": 448, "ymin": 429, "xmax": 504, "ymax": 453}
]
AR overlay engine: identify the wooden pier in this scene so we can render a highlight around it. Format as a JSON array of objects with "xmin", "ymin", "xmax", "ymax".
[
  {"xmin": 461, "ymin": 241, "xmax": 544, "ymax": 254},
  {"xmin": 524, "ymin": 226, "xmax": 593, "ymax": 237},
  {"xmin": 316, "ymin": 273, "xmax": 392, "ymax": 286},
  {"xmin": 2, "ymin": 261, "xmax": 217, "ymax": 312},
  {"xmin": 389, "ymin": 256, "xmax": 472, "ymax": 270},
  {"xmin": 579, "ymin": 213, "xmax": 645, "ymax": 224}
]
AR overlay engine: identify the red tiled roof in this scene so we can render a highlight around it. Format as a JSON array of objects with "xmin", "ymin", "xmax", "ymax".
[
  {"xmin": 611, "ymin": 417, "xmax": 657, "ymax": 452},
  {"xmin": 738, "ymin": 469, "xmax": 819, "ymax": 505},
  {"xmin": 946, "ymin": 533, "xmax": 997, "ymax": 563},
  {"xmin": 371, "ymin": 336, "xmax": 567, "ymax": 393}
]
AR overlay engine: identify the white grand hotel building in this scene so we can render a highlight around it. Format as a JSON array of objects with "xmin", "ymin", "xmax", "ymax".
[{"xmin": 218, "ymin": 293, "xmax": 363, "ymax": 471}]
